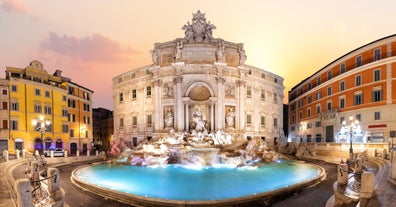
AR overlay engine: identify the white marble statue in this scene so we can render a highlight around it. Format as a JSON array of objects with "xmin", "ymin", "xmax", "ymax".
[
  {"xmin": 164, "ymin": 108, "xmax": 174, "ymax": 128},
  {"xmin": 192, "ymin": 106, "xmax": 206, "ymax": 131},
  {"xmin": 226, "ymin": 108, "xmax": 235, "ymax": 127}
]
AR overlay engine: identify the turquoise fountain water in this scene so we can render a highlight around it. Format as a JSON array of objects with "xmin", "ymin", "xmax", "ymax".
[{"xmin": 74, "ymin": 159, "xmax": 322, "ymax": 201}]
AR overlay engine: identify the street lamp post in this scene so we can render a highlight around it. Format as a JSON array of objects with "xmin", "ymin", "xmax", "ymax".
[
  {"xmin": 32, "ymin": 115, "xmax": 51, "ymax": 153},
  {"xmin": 342, "ymin": 116, "xmax": 359, "ymax": 161}
]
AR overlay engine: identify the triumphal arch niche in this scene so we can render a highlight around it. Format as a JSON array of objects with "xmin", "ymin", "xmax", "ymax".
[{"xmin": 112, "ymin": 10, "xmax": 284, "ymax": 145}]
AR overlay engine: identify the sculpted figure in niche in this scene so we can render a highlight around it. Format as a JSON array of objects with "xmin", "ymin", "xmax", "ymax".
[
  {"xmin": 226, "ymin": 108, "xmax": 235, "ymax": 128},
  {"xmin": 164, "ymin": 108, "xmax": 174, "ymax": 128},
  {"xmin": 216, "ymin": 41, "xmax": 225, "ymax": 62},
  {"xmin": 192, "ymin": 106, "xmax": 206, "ymax": 131},
  {"xmin": 150, "ymin": 50, "xmax": 158, "ymax": 65},
  {"xmin": 175, "ymin": 41, "xmax": 183, "ymax": 61},
  {"xmin": 238, "ymin": 45, "xmax": 247, "ymax": 65}
]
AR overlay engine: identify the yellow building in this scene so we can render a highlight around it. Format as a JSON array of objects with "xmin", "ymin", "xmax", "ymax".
[{"xmin": 4, "ymin": 60, "xmax": 93, "ymax": 155}]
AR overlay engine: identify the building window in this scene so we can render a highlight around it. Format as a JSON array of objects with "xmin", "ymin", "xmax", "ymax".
[
  {"xmin": 340, "ymin": 63, "xmax": 346, "ymax": 74},
  {"xmin": 291, "ymin": 126, "xmax": 295, "ymax": 131},
  {"xmin": 315, "ymin": 121, "xmax": 321, "ymax": 127},
  {"xmin": 356, "ymin": 114, "xmax": 361, "ymax": 121},
  {"xmin": 340, "ymin": 116, "xmax": 345, "ymax": 124},
  {"xmin": 68, "ymin": 99, "xmax": 76, "ymax": 108},
  {"xmin": 261, "ymin": 89, "xmax": 265, "ymax": 100},
  {"xmin": 273, "ymin": 118, "xmax": 278, "ymax": 127},
  {"xmin": 354, "ymin": 93, "xmax": 363, "ymax": 105},
  {"xmin": 327, "ymin": 102, "xmax": 332, "ymax": 110},
  {"xmin": 10, "ymin": 120, "xmax": 18, "ymax": 130},
  {"xmin": 327, "ymin": 70, "xmax": 332, "ymax": 80},
  {"xmin": 246, "ymin": 114, "xmax": 252, "ymax": 124},
  {"xmin": 316, "ymin": 105, "xmax": 321, "ymax": 114},
  {"xmin": 119, "ymin": 118, "xmax": 124, "ymax": 127},
  {"xmin": 260, "ymin": 116, "xmax": 265, "ymax": 126},
  {"xmin": 316, "ymin": 91, "xmax": 321, "ymax": 100},
  {"xmin": 146, "ymin": 86, "xmax": 152, "ymax": 97},
  {"xmin": 2, "ymin": 120, "xmax": 8, "ymax": 129},
  {"xmin": 356, "ymin": 55, "xmax": 362, "ymax": 67},
  {"xmin": 299, "ymin": 111, "xmax": 302, "ymax": 119},
  {"xmin": 62, "ymin": 109, "xmax": 68, "ymax": 117},
  {"xmin": 307, "ymin": 96, "xmax": 312, "ymax": 104},
  {"xmin": 68, "ymin": 87, "xmax": 74, "ymax": 95},
  {"xmin": 2, "ymin": 89, "xmax": 7, "ymax": 95},
  {"xmin": 307, "ymin": 108, "xmax": 311, "ymax": 117},
  {"xmin": 374, "ymin": 69, "xmax": 381, "ymax": 82},
  {"xmin": 34, "ymin": 104, "xmax": 42, "ymax": 113},
  {"xmin": 147, "ymin": 114, "xmax": 152, "ymax": 125},
  {"xmin": 274, "ymin": 78, "xmax": 278, "ymax": 83},
  {"xmin": 372, "ymin": 89, "xmax": 382, "ymax": 102},
  {"xmin": 355, "ymin": 75, "xmax": 362, "ymax": 86},
  {"xmin": 70, "ymin": 129, "xmax": 74, "ymax": 138},
  {"xmin": 317, "ymin": 77, "xmax": 321, "ymax": 85},
  {"xmin": 68, "ymin": 113, "xmax": 75, "ymax": 122},
  {"xmin": 261, "ymin": 74, "xmax": 266, "ymax": 79},
  {"xmin": 85, "ymin": 130, "xmax": 88, "ymax": 138},
  {"xmin": 11, "ymin": 85, "xmax": 17, "ymax": 92},
  {"xmin": 374, "ymin": 111, "xmax": 381, "ymax": 120},
  {"xmin": 132, "ymin": 89, "xmax": 137, "ymax": 99},
  {"xmin": 45, "ymin": 91, "xmax": 50, "ymax": 98},
  {"xmin": 291, "ymin": 114, "xmax": 295, "ymax": 123},
  {"xmin": 119, "ymin": 93, "xmax": 123, "ymax": 102},
  {"xmin": 11, "ymin": 102, "xmax": 19, "ymax": 111},
  {"xmin": 62, "ymin": 95, "xmax": 67, "ymax": 101},
  {"xmin": 84, "ymin": 116, "xmax": 90, "ymax": 124},
  {"xmin": 340, "ymin": 81, "xmax": 345, "ymax": 91},
  {"xmin": 374, "ymin": 48, "xmax": 381, "ymax": 61},
  {"xmin": 2, "ymin": 102, "xmax": 7, "ymax": 110},
  {"xmin": 35, "ymin": 88, "xmax": 41, "ymax": 96},
  {"xmin": 44, "ymin": 106, "xmax": 52, "ymax": 115},
  {"xmin": 62, "ymin": 123, "xmax": 69, "ymax": 133},
  {"xmin": 340, "ymin": 98, "xmax": 345, "ymax": 109},
  {"xmin": 84, "ymin": 103, "xmax": 90, "ymax": 112},
  {"xmin": 327, "ymin": 87, "xmax": 332, "ymax": 96},
  {"xmin": 308, "ymin": 83, "xmax": 312, "ymax": 90},
  {"xmin": 132, "ymin": 116, "xmax": 137, "ymax": 126},
  {"xmin": 246, "ymin": 87, "xmax": 252, "ymax": 98}
]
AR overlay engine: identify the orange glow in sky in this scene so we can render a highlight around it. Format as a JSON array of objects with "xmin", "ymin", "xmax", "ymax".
[{"xmin": 1, "ymin": 0, "xmax": 396, "ymax": 109}]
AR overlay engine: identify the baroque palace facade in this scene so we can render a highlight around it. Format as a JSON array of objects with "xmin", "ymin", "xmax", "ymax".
[
  {"xmin": 0, "ymin": 60, "xmax": 93, "ymax": 155},
  {"xmin": 112, "ymin": 11, "xmax": 284, "ymax": 146},
  {"xmin": 288, "ymin": 35, "xmax": 396, "ymax": 145}
]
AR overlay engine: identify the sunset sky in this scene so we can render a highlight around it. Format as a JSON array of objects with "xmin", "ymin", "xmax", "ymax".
[{"xmin": 1, "ymin": 0, "xmax": 396, "ymax": 109}]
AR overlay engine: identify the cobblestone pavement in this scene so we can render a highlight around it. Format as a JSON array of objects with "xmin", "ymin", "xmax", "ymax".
[{"xmin": 55, "ymin": 160, "xmax": 338, "ymax": 207}]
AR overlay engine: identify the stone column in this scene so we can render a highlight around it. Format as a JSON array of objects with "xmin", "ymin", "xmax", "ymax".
[
  {"xmin": 15, "ymin": 178, "xmax": 33, "ymax": 207},
  {"xmin": 174, "ymin": 77, "xmax": 183, "ymax": 132},
  {"xmin": 87, "ymin": 150, "xmax": 90, "ymax": 156},
  {"xmin": 153, "ymin": 79, "xmax": 162, "ymax": 131},
  {"xmin": 185, "ymin": 103, "xmax": 189, "ymax": 131},
  {"xmin": 210, "ymin": 103, "xmax": 214, "ymax": 131},
  {"xmin": 216, "ymin": 77, "xmax": 225, "ymax": 130},
  {"xmin": 237, "ymin": 80, "xmax": 245, "ymax": 130},
  {"xmin": 338, "ymin": 164, "xmax": 348, "ymax": 185},
  {"xmin": 76, "ymin": 150, "xmax": 80, "ymax": 157},
  {"xmin": 16, "ymin": 149, "xmax": 20, "ymax": 159},
  {"xmin": 47, "ymin": 168, "xmax": 60, "ymax": 192},
  {"xmin": 96, "ymin": 150, "xmax": 99, "ymax": 156}
]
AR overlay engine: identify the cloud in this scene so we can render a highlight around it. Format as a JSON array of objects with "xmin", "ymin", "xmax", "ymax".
[
  {"xmin": 40, "ymin": 32, "xmax": 138, "ymax": 63},
  {"xmin": 1, "ymin": 0, "xmax": 27, "ymax": 13}
]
